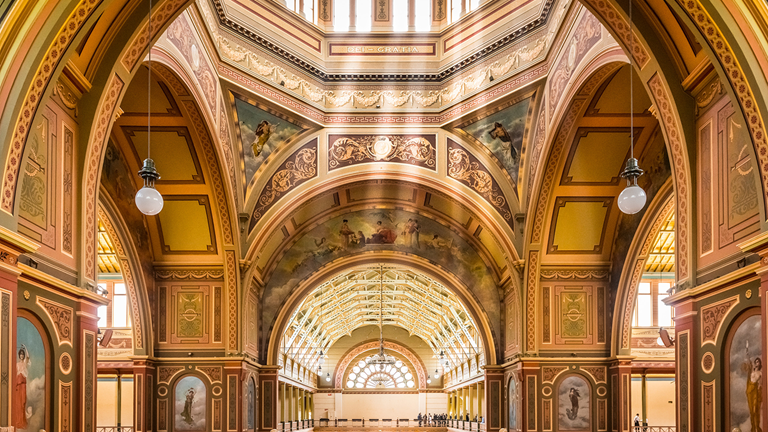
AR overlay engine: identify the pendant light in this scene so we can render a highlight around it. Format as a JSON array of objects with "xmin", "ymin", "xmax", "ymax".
[
  {"xmin": 134, "ymin": 0, "xmax": 164, "ymax": 216},
  {"xmin": 367, "ymin": 265, "xmax": 396, "ymax": 368},
  {"xmin": 617, "ymin": 0, "xmax": 646, "ymax": 215}
]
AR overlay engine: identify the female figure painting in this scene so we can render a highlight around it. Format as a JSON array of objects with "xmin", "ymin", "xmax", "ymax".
[
  {"xmin": 14, "ymin": 317, "xmax": 46, "ymax": 432},
  {"xmin": 729, "ymin": 314, "xmax": 763, "ymax": 432},
  {"xmin": 558, "ymin": 375, "xmax": 590, "ymax": 431},
  {"xmin": 175, "ymin": 376, "xmax": 206, "ymax": 431}
]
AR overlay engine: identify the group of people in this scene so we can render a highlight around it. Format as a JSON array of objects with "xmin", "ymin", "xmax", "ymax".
[{"xmin": 416, "ymin": 413, "xmax": 481, "ymax": 426}]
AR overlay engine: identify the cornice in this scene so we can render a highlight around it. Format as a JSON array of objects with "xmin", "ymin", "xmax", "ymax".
[{"xmin": 208, "ymin": 0, "xmax": 557, "ymax": 83}]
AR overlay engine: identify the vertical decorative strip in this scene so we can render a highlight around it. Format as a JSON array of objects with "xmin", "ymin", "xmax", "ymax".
[
  {"xmin": 597, "ymin": 286, "xmax": 605, "ymax": 343},
  {"xmin": 262, "ymin": 380, "xmax": 273, "ymax": 429},
  {"xmin": 62, "ymin": 124, "xmax": 74, "ymax": 255},
  {"xmin": 490, "ymin": 380, "xmax": 500, "ymax": 428},
  {"xmin": 611, "ymin": 375, "xmax": 618, "ymax": 431},
  {"xmin": 678, "ymin": 332, "xmax": 689, "ymax": 432},
  {"xmin": 159, "ymin": 286, "xmax": 167, "ymax": 342},
  {"xmin": 542, "ymin": 399, "xmax": 551, "ymax": 431},
  {"xmin": 597, "ymin": 398, "xmax": 606, "ymax": 431},
  {"xmin": 702, "ymin": 381, "xmax": 714, "ymax": 432},
  {"xmin": 229, "ymin": 375, "xmax": 238, "ymax": 430},
  {"xmin": 699, "ymin": 121, "xmax": 713, "ymax": 254},
  {"xmin": 214, "ymin": 286, "xmax": 222, "ymax": 342},
  {"xmin": 526, "ymin": 375, "xmax": 536, "ymax": 431},
  {"xmin": 542, "ymin": 286, "xmax": 550, "ymax": 344},
  {"xmin": 623, "ymin": 374, "xmax": 630, "ymax": 430},
  {"xmin": 226, "ymin": 251, "xmax": 238, "ymax": 350},
  {"xmin": 83, "ymin": 331, "xmax": 95, "ymax": 432},
  {"xmin": 214, "ymin": 399, "xmax": 222, "ymax": 430},
  {"xmin": 60, "ymin": 381, "xmax": 72, "ymax": 432},
  {"xmin": 0, "ymin": 291, "xmax": 9, "ymax": 424},
  {"xmin": 148, "ymin": 375, "xmax": 154, "ymax": 429},
  {"xmin": 159, "ymin": 398, "xmax": 167, "ymax": 430},
  {"xmin": 136, "ymin": 374, "xmax": 143, "ymax": 431},
  {"xmin": 526, "ymin": 251, "xmax": 539, "ymax": 352}
]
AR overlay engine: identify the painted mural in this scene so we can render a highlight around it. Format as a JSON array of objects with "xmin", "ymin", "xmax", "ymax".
[
  {"xmin": 558, "ymin": 375, "xmax": 590, "ymax": 431},
  {"xmin": 508, "ymin": 377, "xmax": 518, "ymax": 430},
  {"xmin": 175, "ymin": 376, "xmax": 207, "ymax": 431},
  {"xmin": 233, "ymin": 93, "xmax": 305, "ymax": 192},
  {"xmin": 262, "ymin": 208, "xmax": 499, "ymax": 341},
  {"xmin": 458, "ymin": 98, "xmax": 531, "ymax": 189},
  {"xmin": 729, "ymin": 314, "xmax": 763, "ymax": 432},
  {"xmin": 14, "ymin": 317, "xmax": 46, "ymax": 432},
  {"xmin": 246, "ymin": 378, "xmax": 256, "ymax": 430}
]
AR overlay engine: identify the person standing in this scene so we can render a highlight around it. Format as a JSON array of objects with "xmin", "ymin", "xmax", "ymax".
[{"xmin": 634, "ymin": 413, "xmax": 640, "ymax": 430}]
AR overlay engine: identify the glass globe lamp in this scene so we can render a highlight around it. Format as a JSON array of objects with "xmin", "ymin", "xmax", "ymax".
[
  {"xmin": 135, "ymin": 158, "xmax": 163, "ymax": 215},
  {"xmin": 618, "ymin": 158, "xmax": 646, "ymax": 215}
]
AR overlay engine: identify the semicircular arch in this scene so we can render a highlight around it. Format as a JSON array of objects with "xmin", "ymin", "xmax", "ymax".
[{"xmin": 334, "ymin": 341, "xmax": 428, "ymax": 389}]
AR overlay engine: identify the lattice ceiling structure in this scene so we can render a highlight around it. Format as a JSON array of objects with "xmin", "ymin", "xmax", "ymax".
[
  {"xmin": 281, "ymin": 266, "xmax": 482, "ymax": 372},
  {"xmin": 97, "ymin": 218, "xmax": 121, "ymax": 274},
  {"xmin": 645, "ymin": 211, "xmax": 675, "ymax": 273}
]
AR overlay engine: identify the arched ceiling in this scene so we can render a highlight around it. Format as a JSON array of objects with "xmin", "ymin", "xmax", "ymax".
[{"xmin": 281, "ymin": 266, "xmax": 482, "ymax": 371}]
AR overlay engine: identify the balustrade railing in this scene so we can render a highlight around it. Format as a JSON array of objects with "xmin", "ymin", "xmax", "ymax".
[
  {"xmin": 97, "ymin": 427, "xmax": 135, "ymax": 432},
  {"xmin": 632, "ymin": 427, "xmax": 676, "ymax": 432}
]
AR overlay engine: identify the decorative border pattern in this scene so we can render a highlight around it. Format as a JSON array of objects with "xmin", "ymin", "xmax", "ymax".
[
  {"xmin": 447, "ymin": 140, "xmax": 514, "ymax": 229},
  {"xmin": 620, "ymin": 260, "xmax": 645, "ymax": 349},
  {"xmin": 36, "ymin": 297, "xmax": 73, "ymax": 345},
  {"xmin": 329, "ymin": 134, "xmax": 437, "ymax": 171},
  {"xmin": 0, "ymin": 0, "xmax": 102, "ymax": 213},
  {"xmin": 120, "ymin": 0, "xmax": 190, "ymax": 70},
  {"xmin": 582, "ymin": 0, "xmax": 650, "ymax": 68},
  {"xmin": 226, "ymin": 250, "xmax": 238, "ymax": 351},
  {"xmin": 700, "ymin": 295, "xmax": 739, "ymax": 345},
  {"xmin": 541, "ymin": 366, "xmax": 567, "ymax": 383},
  {"xmin": 155, "ymin": 268, "xmax": 225, "ymax": 280},
  {"xmin": 647, "ymin": 74, "xmax": 691, "ymax": 281},
  {"xmin": 83, "ymin": 74, "xmax": 125, "ymax": 280},
  {"xmin": 525, "ymin": 250, "xmax": 539, "ymax": 352}
]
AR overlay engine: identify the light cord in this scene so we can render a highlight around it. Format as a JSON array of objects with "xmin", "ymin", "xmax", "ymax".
[
  {"xmin": 629, "ymin": 0, "xmax": 633, "ymax": 160},
  {"xmin": 147, "ymin": 0, "xmax": 152, "ymax": 159}
]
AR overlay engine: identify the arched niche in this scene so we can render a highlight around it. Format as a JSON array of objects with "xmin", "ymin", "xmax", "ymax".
[
  {"xmin": 723, "ymin": 308, "xmax": 762, "ymax": 432},
  {"xmin": 554, "ymin": 373, "xmax": 592, "ymax": 431},
  {"xmin": 172, "ymin": 373, "xmax": 210, "ymax": 432},
  {"xmin": 14, "ymin": 310, "xmax": 52, "ymax": 432}
]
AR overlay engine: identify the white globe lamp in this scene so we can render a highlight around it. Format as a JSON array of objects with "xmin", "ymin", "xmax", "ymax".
[{"xmin": 135, "ymin": 158, "xmax": 163, "ymax": 215}]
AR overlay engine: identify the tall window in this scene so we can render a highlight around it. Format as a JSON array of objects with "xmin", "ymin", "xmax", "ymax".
[
  {"xmin": 415, "ymin": 0, "xmax": 431, "ymax": 31},
  {"xmin": 357, "ymin": 0, "xmax": 372, "ymax": 31},
  {"xmin": 97, "ymin": 280, "xmax": 132, "ymax": 328},
  {"xmin": 393, "ymin": 0, "xmax": 408, "ymax": 31},
  {"xmin": 450, "ymin": 0, "xmax": 462, "ymax": 23},
  {"xmin": 632, "ymin": 276, "xmax": 674, "ymax": 327},
  {"xmin": 335, "ymin": 0, "xmax": 350, "ymax": 30}
]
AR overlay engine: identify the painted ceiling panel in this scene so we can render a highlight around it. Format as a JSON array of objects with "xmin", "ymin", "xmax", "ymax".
[
  {"xmin": 124, "ymin": 128, "xmax": 202, "ymax": 183},
  {"xmin": 590, "ymin": 65, "xmax": 652, "ymax": 114},
  {"xmin": 157, "ymin": 198, "xmax": 216, "ymax": 253},
  {"xmin": 564, "ymin": 130, "xmax": 630, "ymax": 184},
  {"xmin": 347, "ymin": 183, "xmax": 417, "ymax": 203},
  {"xmin": 120, "ymin": 66, "xmax": 178, "ymax": 116},
  {"xmin": 458, "ymin": 97, "xmax": 531, "ymax": 190},
  {"xmin": 550, "ymin": 199, "xmax": 611, "ymax": 253}
]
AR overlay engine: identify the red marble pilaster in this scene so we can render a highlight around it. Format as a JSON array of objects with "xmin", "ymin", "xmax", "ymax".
[
  {"xmin": 133, "ymin": 358, "xmax": 156, "ymax": 432},
  {"xmin": 483, "ymin": 365, "xmax": 504, "ymax": 432},
  {"xmin": 608, "ymin": 358, "xmax": 633, "ymax": 432},
  {"xmin": 258, "ymin": 365, "xmax": 280, "ymax": 432}
]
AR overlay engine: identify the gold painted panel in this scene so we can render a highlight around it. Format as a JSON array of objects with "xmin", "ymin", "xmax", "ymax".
[
  {"xmin": 156, "ymin": 196, "xmax": 217, "ymax": 254},
  {"xmin": 549, "ymin": 198, "xmax": 612, "ymax": 254}
]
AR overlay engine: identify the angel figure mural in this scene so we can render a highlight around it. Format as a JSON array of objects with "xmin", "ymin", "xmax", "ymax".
[
  {"xmin": 13, "ymin": 345, "xmax": 31, "ymax": 429},
  {"xmin": 566, "ymin": 387, "xmax": 581, "ymax": 421},
  {"xmin": 181, "ymin": 388, "xmax": 197, "ymax": 425},
  {"xmin": 742, "ymin": 341, "xmax": 763, "ymax": 432},
  {"xmin": 252, "ymin": 120, "xmax": 274, "ymax": 157}
]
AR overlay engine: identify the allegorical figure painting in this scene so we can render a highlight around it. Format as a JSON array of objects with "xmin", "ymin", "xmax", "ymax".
[
  {"xmin": 14, "ymin": 317, "xmax": 46, "ymax": 432},
  {"xmin": 508, "ymin": 377, "xmax": 518, "ymax": 431},
  {"xmin": 458, "ymin": 97, "xmax": 531, "ymax": 190},
  {"xmin": 729, "ymin": 314, "xmax": 763, "ymax": 432},
  {"xmin": 175, "ymin": 376, "xmax": 207, "ymax": 431},
  {"xmin": 233, "ymin": 94, "xmax": 304, "ymax": 193},
  {"xmin": 558, "ymin": 375, "xmax": 590, "ymax": 431},
  {"xmin": 246, "ymin": 379, "xmax": 255, "ymax": 430}
]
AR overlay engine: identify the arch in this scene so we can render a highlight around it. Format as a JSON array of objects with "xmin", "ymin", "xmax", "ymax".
[
  {"xmin": 245, "ymin": 376, "xmax": 257, "ymax": 431},
  {"xmin": 98, "ymin": 197, "xmax": 153, "ymax": 355},
  {"xmin": 554, "ymin": 373, "xmax": 592, "ymax": 431},
  {"xmin": 334, "ymin": 340, "xmax": 428, "ymax": 389},
  {"xmin": 507, "ymin": 374, "xmax": 520, "ymax": 431},
  {"xmin": 171, "ymin": 372, "xmax": 210, "ymax": 431},
  {"xmin": 266, "ymin": 253, "xmax": 499, "ymax": 367},
  {"xmin": 15, "ymin": 309, "xmax": 53, "ymax": 432},
  {"xmin": 610, "ymin": 179, "xmax": 674, "ymax": 356},
  {"xmin": 722, "ymin": 307, "xmax": 762, "ymax": 432}
]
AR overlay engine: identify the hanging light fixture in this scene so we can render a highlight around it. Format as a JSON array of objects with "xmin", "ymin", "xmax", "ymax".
[
  {"xmin": 367, "ymin": 265, "xmax": 396, "ymax": 368},
  {"xmin": 617, "ymin": 0, "xmax": 646, "ymax": 215},
  {"xmin": 317, "ymin": 365, "xmax": 322, "ymax": 376},
  {"xmin": 134, "ymin": 0, "xmax": 163, "ymax": 216},
  {"xmin": 434, "ymin": 369, "xmax": 440, "ymax": 379},
  {"xmin": 325, "ymin": 372, "xmax": 331, "ymax": 382}
]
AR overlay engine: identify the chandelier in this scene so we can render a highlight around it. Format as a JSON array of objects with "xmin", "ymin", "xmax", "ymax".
[{"xmin": 367, "ymin": 265, "xmax": 396, "ymax": 369}]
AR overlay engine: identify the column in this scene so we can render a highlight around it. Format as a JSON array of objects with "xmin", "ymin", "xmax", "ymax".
[
  {"xmin": 483, "ymin": 365, "xmax": 504, "ymax": 432},
  {"xmin": 477, "ymin": 382, "xmax": 484, "ymax": 422},
  {"xmin": 132, "ymin": 359, "xmax": 155, "ymax": 432},
  {"xmin": 279, "ymin": 383, "xmax": 284, "ymax": 423},
  {"xmin": 641, "ymin": 374, "xmax": 647, "ymax": 425},
  {"xmin": 258, "ymin": 366, "xmax": 280, "ymax": 432},
  {"xmin": 608, "ymin": 360, "xmax": 634, "ymax": 432},
  {"xmin": 469, "ymin": 384, "xmax": 476, "ymax": 420}
]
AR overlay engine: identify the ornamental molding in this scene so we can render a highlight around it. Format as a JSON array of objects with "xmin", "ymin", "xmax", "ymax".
[
  {"xmin": 206, "ymin": 0, "xmax": 557, "ymax": 83},
  {"xmin": 700, "ymin": 295, "xmax": 739, "ymax": 346},
  {"xmin": 328, "ymin": 135, "xmax": 437, "ymax": 171},
  {"xmin": 541, "ymin": 366, "xmax": 567, "ymax": 383},
  {"xmin": 36, "ymin": 297, "xmax": 73, "ymax": 346},
  {"xmin": 155, "ymin": 268, "xmax": 225, "ymax": 280},
  {"xmin": 539, "ymin": 268, "xmax": 610, "ymax": 280}
]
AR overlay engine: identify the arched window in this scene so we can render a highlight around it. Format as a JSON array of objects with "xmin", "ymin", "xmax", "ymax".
[
  {"xmin": 414, "ymin": 0, "xmax": 431, "ymax": 31},
  {"xmin": 356, "ymin": 0, "xmax": 372, "ymax": 31},
  {"xmin": 392, "ymin": 0, "xmax": 408, "ymax": 31},
  {"xmin": 346, "ymin": 357, "xmax": 415, "ymax": 389},
  {"xmin": 334, "ymin": 0, "xmax": 350, "ymax": 31}
]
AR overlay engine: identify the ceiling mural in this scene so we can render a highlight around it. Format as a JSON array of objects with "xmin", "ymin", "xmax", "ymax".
[
  {"xmin": 455, "ymin": 96, "xmax": 533, "ymax": 194},
  {"xmin": 231, "ymin": 92, "xmax": 309, "ymax": 195},
  {"xmin": 261, "ymin": 208, "xmax": 500, "ymax": 345}
]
